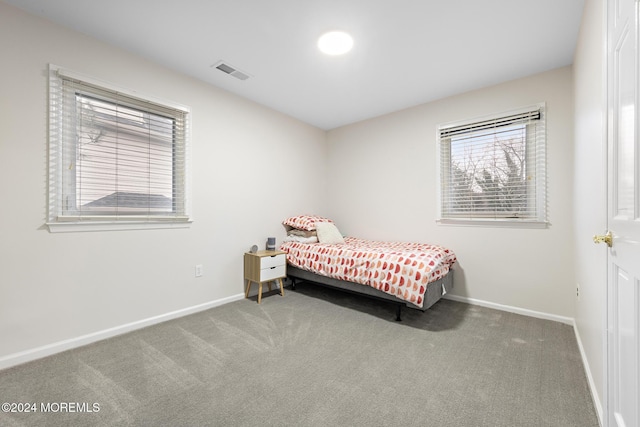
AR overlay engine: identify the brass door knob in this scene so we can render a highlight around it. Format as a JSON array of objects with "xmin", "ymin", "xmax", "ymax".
[{"xmin": 593, "ymin": 231, "xmax": 612, "ymax": 247}]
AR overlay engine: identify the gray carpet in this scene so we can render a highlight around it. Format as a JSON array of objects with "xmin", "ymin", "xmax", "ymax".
[{"xmin": 0, "ymin": 284, "xmax": 599, "ymax": 427}]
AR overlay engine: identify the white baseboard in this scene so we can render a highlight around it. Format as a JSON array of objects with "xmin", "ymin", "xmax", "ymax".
[
  {"xmin": 444, "ymin": 293, "xmax": 603, "ymax": 426},
  {"xmin": 572, "ymin": 320, "xmax": 604, "ymax": 426},
  {"xmin": 0, "ymin": 293, "xmax": 245, "ymax": 371},
  {"xmin": 443, "ymin": 293, "xmax": 573, "ymax": 325}
]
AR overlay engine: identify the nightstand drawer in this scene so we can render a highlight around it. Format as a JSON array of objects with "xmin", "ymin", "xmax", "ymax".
[
  {"xmin": 244, "ymin": 250, "xmax": 287, "ymax": 284},
  {"xmin": 260, "ymin": 264, "xmax": 286, "ymax": 281},
  {"xmin": 260, "ymin": 253, "xmax": 286, "ymax": 269}
]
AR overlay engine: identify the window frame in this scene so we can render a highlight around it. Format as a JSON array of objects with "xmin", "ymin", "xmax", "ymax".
[
  {"xmin": 47, "ymin": 64, "xmax": 192, "ymax": 232},
  {"xmin": 436, "ymin": 104, "xmax": 547, "ymax": 228}
]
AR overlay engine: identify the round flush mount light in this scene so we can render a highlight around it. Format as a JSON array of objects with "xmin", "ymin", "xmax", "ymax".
[{"xmin": 317, "ymin": 31, "xmax": 354, "ymax": 55}]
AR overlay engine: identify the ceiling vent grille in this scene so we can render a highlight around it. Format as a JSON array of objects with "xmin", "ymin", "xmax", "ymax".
[{"xmin": 212, "ymin": 61, "xmax": 250, "ymax": 81}]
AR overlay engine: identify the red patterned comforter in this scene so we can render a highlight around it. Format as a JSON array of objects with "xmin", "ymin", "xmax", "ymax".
[{"xmin": 280, "ymin": 237, "xmax": 456, "ymax": 308}]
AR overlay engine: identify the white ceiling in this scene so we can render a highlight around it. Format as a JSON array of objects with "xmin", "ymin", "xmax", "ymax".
[{"xmin": 6, "ymin": 0, "xmax": 585, "ymax": 130}]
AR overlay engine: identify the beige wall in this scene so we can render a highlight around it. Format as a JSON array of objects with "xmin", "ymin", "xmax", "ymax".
[
  {"xmin": 326, "ymin": 66, "xmax": 576, "ymax": 318},
  {"xmin": 0, "ymin": 2, "xmax": 326, "ymax": 365},
  {"xmin": 573, "ymin": 0, "xmax": 606, "ymax": 419}
]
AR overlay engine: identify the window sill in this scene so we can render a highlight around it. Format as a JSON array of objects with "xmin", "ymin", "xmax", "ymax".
[
  {"xmin": 46, "ymin": 218, "xmax": 192, "ymax": 233},
  {"xmin": 436, "ymin": 218, "xmax": 548, "ymax": 229}
]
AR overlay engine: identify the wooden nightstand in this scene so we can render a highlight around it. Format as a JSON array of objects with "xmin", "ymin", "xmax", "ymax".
[{"xmin": 244, "ymin": 250, "xmax": 287, "ymax": 303}]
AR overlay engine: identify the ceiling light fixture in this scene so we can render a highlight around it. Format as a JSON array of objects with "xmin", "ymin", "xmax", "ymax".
[{"xmin": 317, "ymin": 31, "xmax": 353, "ymax": 55}]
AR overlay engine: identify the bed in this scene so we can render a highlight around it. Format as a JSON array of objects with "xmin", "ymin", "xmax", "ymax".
[{"xmin": 279, "ymin": 215, "xmax": 457, "ymax": 320}]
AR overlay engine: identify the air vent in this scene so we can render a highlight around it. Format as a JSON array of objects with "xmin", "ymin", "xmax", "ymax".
[{"xmin": 212, "ymin": 61, "xmax": 250, "ymax": 81}]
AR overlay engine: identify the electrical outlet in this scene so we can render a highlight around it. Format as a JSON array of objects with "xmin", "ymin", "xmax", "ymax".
[
  {"xmin": 576, "ymin": 283, "xmax": 580, "ymax": 299},
  {"xmin": 195, "ymin": 264, "xmax": 203, "ymax": 277}
]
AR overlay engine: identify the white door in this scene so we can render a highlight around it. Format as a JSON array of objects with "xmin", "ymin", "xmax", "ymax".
[{"xmin": 605, "ymin": 0, "xmax": 640, "ymax": 426}]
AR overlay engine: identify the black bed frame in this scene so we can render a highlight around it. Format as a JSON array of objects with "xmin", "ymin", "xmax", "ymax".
[{"xmin": 286, "ymin": 265, "xmax": 453, "ymax": 321}]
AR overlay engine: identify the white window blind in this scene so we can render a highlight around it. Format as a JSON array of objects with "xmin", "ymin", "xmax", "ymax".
[
  {"xmin": 437, "ymin": 105, "xmax": 546, "ymax": 224},
  {"xmin": 48, "ymin": 65, "xmax": 191, "ymax": 231}
]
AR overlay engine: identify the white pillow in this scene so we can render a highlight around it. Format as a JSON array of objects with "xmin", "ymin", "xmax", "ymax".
[
  {"xmin": 282, "ymin": 235, "xmax": 319, "ymax": 244},
  {"xmin": 315, "ymin": 222, "xmax": 345, "ymax": 244}
]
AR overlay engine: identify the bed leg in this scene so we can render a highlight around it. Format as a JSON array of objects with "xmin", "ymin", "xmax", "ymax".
[
  {"xmin": 290, "ymin": 277, "xmax": 296, "ymax": 290},
  {"xmin": 395, "ymin": 305, "xmax": 402, "ymax": 322}
]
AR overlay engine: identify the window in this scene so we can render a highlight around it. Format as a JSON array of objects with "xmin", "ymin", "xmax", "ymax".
[
  {"xmin": 48, "ymin": 65, "xmax": 190, "ymax": 232},
  {"xmin": 437, "ymin": 105, "xmax": 546, "ymax": 226}
]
